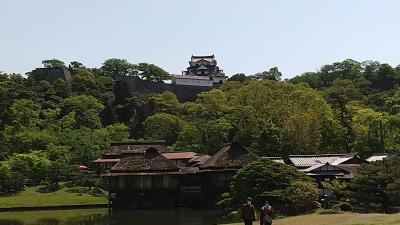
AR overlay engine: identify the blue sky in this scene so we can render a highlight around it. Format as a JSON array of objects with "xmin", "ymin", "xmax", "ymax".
[{"xmin": 1, "ymin": 0, "xmax": 399, "ymax": 78}]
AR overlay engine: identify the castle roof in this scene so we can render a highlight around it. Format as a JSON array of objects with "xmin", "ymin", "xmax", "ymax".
[{"xmin": 191, "ymin": 55, "xmax": 215, "ymax": 62}]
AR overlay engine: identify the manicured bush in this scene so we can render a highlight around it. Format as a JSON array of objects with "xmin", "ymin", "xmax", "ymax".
[
  {"xmin": 225, "ymin": 210, "xmax": 241, "ymax": 223},
  {"xmin": 66, "ymin": 187, "xmax": 88, "ymax": 193},
  {"xmin": 89, "ymin": 187, "xmax": 104, "ymax": 196},
  {"xmin": 334, "ymin": 202, "xmax": 353, "ymax": 212}
]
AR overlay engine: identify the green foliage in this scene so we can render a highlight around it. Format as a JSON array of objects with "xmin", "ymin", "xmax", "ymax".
[
  {"xmin": 7, "ymin": 151, "xmax": 50, "ymax": 185},
  {"xmin": 62, "ymin": 95, "xmax": 105, "ymax": 128},
  {"xmin": 350, "ymin": 158, "xmax": 400, "ymax": 213},
  {"xmin": 162, "ymin": 80, "xmax": 346, "ymax": 154},
  {"xmin": 0, "ymin": 161, "xmax": 24, "ymax": 193},
  {"xmin": 101, "ymin": 59, "xmax": 171, "ymax": 82},
  {"xmin": 251, "ymin": 67, "xmax": 282, "ymax": 81},
  {"xmin": 228, "ymin": 73, "xmax": 249, "ymax": 83},
  {"xmin": 41, "ymin": 58, "xmax": 66, "ymax": 68},
  {"xmin": 151, "ymin": 91, "xmax": 181, "ymax": 114},
  {"xmin": 227, "ymin": 81, "xmax": 340, "ymax": 155},
  {"xmin": 351, "ymin": 105, "xmax": 386, "ymax": 156},
  {"xmin": 223, "ymin": 159, "xmax": 314, "ymax": 207},
  {"xmin": 385, "ymin": 89, "xmax": 400, "ymax": 114},
  {"xmin": 60, "ymin": 124, "xmax": 128, "ymax": 165},
  {"xmin": 285, "ymin": 180, "xmax": 319, "ymax": 208},
  {"xmin": 101, "ymin": 58, "xmax": 136, "ymax": 77},
  {"xmin": 136, "ymin": 63, "xmax": 172, "ymax": 82},
  {"xmin": 44, "ymin": 160, "xmax": 72, "ymax": 191},
  {"xmin": 173, "ymin": 122, "xmax": 205, "ymax": 152},
  {"xmin": 71, "ymin": 69, "xmax": 115, "ymax": 105},
  {"xmin": 290, "ymin": 59, "xmax": 400, "ymax": 153},
  {"xmin": 321, "ymin": 179, "xmax": 350, "ymax": 200},
  {"xmin": 144, "ymin": 113, "xmax": 182, "ymax": 145},
  {"xmin": 70, "ymin": 170, "xmax": 104, "ymax": 191}
]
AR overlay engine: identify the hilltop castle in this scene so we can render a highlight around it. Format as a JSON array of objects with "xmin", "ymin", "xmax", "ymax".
[
  {"xmin": 28, "ymin": 55, "xmax": 226, "ymax": 102},
  {"xmin": 172, "ymin": 55, "xmax": 227, "ymax": 87},
  {"xmin": 115, "ymin": 54, "xmax": 227, "ymax": 101}
]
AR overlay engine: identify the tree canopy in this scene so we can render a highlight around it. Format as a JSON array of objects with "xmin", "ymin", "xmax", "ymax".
[{"xmin": 351, "ymin": 158, "xmax": 400, "ymax": 213}]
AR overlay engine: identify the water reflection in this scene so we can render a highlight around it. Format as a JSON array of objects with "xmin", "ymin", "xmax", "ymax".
[{"xmin": 0, "ymin": 208, "xmax": 225, "ymax": 225}]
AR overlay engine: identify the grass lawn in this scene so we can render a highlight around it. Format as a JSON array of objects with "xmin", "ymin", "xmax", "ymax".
[
  {"xmin": 222, "ymin": 212, "xmax": 400, "ymax": 225},
  {"xmin": 0, "ymin": 186, "xmax": 108, "ymax": 208}
]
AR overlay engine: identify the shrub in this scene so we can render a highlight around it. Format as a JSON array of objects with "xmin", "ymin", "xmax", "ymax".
[
  {"xmin": 66, "ymin": 187, "xmax": 88, "ymax": 193},
  {"xmin": 37, "ymin": 183, "xmax": 60, "ymax": 193},
  {"xmin": 64, "ymin": 181, "xmax": 75, "ymax": 188},
  {"xmin": 89, "ymin": 187, "xmax": 104, "ymax": 196},
  {"xmin": 225, "ymin": 210, "xmax": 241, "ymax": 223},
  {"xmin": 224, "ymin": 159, "xmax": 314, "ymax": 208},
  {"xmin": 334, "ymin": 202, "xmax": 353, "ymax": 212}
]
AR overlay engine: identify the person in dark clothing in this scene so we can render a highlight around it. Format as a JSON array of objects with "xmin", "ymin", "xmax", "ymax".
[
  {"xmin": 241, "ymin": 197, "xmax": 256, "ymax": 225},
  {"xmin": 260, "ymin": 201, "xmax": 275, "ymax": 225}
]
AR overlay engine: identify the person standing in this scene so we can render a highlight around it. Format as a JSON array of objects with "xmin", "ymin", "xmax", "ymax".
[
  {"xmin": 241, "ymin": 197, "xmax": 256, "ymax": 225},
  {"xmin": 260, "ymin": 201, "xmax": 275, "ymax": 225}
]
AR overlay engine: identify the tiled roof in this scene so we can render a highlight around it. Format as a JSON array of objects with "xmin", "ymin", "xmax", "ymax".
[
  {"xmin": 110, "ymin": 148, "xmax": 178, "ymax": 173},
  {"xmin": 300, "ymin": 163, "xmax": 349, "ymax": 177},
  {"xmin": 111, "ymin": 140, "xmax": 166, "ymax": 145},
  {"xmin": 261, "ymin": 157, "xmax": 285, "ymax": 164},
  {"xmin": 102, "ymin": 140, "xmax": 168, "ymax": 156},
  {"xmin": 104, "ymin": 171, "xmax": 180, "ymax": 176},
  {"xmin": 200, "ymin": 141, "xmax": 259, "ymax": 169},
  {"xmin": 188, "ymin": 154, "xmax": 212, "ymax": 167},
  {"xmin": 288, "ymin": 154, "xmax": 360, "ymax": 168},
  {"xmin": 302, "ymin": 163, "xmax": 339, "ymax": 172},
  {"xmin": 179, "ymin": 167, "xmax": 200, "ymax": 174},
  {"xmin": 93, "ymin": 158, "xmax": 120, "ymax": 163},
  {"xmin": 162, "ymin": 152, "xmax": 197, "ymax": 160}
]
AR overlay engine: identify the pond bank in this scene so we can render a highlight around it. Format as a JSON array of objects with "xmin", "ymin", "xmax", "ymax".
[
  {"xmin": 0, "ymin": 203, "xmax": 108, "ymax": 212},
  {"xmin": 0, "ymin": 208, "xmax": 226, "ymax": 225}
]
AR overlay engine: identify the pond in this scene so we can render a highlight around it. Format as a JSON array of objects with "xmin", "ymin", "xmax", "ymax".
[{"xmin": 0, "ymin": 208, "xmax": 229, "ymax": 225}]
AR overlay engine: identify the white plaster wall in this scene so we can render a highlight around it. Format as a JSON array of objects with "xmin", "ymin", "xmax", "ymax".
[{"xmin": 174, "ymin": 78, "xmax": 213, "ymax": 87}]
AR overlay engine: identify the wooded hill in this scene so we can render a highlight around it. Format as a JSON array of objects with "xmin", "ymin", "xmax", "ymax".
[{"xmin": 1, "ymin": 58, "xmax": 400, "ymax": 180}]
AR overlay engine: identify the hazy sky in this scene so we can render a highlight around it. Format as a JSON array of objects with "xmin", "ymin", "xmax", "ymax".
[{"xmin": 1, "ymin": 0, "xmax": 399, "ymax": 78}]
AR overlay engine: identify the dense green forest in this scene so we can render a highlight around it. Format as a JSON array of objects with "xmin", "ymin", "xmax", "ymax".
[{"xmin": 1, "ymin": 58, "xmax": 400, "ymax": 192}]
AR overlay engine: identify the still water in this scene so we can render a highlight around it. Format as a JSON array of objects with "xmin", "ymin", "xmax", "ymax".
[{"xmin": 0, "ymin": 208, "xmax": 228, "ymax": 225}]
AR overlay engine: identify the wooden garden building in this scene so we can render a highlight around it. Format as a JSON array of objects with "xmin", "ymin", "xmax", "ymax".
[
  {"xmin": 100, "ymin": 140, "xmax": 258, "ymax": 209},
  {"xmin": 97, "ymin": 140, "xmax": 367, "ymax": 209}
]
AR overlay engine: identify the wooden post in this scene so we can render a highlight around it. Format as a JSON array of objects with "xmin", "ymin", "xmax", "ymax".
[
  {"xmin": 108, "ymin": 176, "xmax": 112, "ymax": 213},
  {"xmin": 380, "ymin": 120, "xmax": 385, "ymax": 153}
]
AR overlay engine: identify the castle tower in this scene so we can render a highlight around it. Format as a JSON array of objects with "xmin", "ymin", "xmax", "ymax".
[{"xmin": 173, "ymin": 55, "xmax": 227, "ymax": 87}]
